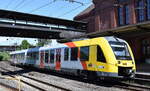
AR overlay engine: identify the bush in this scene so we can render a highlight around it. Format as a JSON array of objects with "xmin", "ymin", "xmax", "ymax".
[
  {"xmin": 0, "ymin": 56, "xmax": 3, "ymax": 61},
  {"xmin": 0, "ymin": 52, "xmax": 10, "ymax": 61}
]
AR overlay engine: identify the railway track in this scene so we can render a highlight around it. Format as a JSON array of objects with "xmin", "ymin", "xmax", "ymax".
[
  {"xmin": 0, "ymin": 82, "xmax": 18, "ymax": 91},
  {"xmin": 134, "ymin": 77, "xmax": 150, "ymax": 85},
  {"xmin": 0, "ymin": 67, "xmax": 71, "ymax": 91},
  {"xmin": 114, "ymin": 81, "xmax": 150, "ymax": 91},
  {"xmin": 1, "ymin": 64, "xmax": 150, "ymax": 91}
]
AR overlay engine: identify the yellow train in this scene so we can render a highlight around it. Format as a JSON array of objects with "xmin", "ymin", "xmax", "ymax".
[{"xmin": 10, "ymin": 36, "xmax": 136, "ymax": 79}]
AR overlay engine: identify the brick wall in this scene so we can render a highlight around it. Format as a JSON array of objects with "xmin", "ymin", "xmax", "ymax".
[{"xmin": 74, "ymin": 0, "xmax": 150, "ymax": 64}]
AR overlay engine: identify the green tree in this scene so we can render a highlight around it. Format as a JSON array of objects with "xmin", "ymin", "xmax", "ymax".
[
  {"xmin": 20, "ymin": 40, "xmax": 31, "ymax": 49},
  {"xmin": 36, "ymin": 42, "xmax": 44, "ymax": 47},
  {"xmin": 0, "ymin": 52, "xmax": 10, "ymax": 61},
  {"xmin": 36, "ymin": 39, "xmax": 52, "ymax": 47}
]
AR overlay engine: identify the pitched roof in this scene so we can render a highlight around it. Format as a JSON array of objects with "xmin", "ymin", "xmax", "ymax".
[{"xmin": 75, "ymin": 4, "xmax": 94, "ymax": 19}]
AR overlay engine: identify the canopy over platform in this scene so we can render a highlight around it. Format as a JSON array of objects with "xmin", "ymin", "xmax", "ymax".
[{"xmin": 0, "ymin": 9, "xmax": 87, "ymax": 39}]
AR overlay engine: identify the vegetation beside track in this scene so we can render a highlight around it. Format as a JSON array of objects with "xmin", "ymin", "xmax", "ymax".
[{"xmin": 0, "ymin": 52, "xmax": 10, "ymax": 61}]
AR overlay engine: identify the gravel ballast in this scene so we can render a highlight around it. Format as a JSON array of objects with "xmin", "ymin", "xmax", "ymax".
[{"xmin": 0, "ymin": 61, "xmax": 127, "ymax": 91}]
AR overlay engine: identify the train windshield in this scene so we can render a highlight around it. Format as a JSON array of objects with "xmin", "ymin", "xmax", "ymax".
[{"xmin": 109, "ymin": 41, "xmax": 132, "ymax": 60}]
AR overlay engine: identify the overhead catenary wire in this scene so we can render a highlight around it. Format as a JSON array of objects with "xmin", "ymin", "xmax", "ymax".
[
  {"xmin": 5, "ymin": 0, "xmax": 15, "ymax": 9},
  {"xmin": 54, "ymin": 0, "xmax": 84, "ymax": 6},
  {"xmin": 57, "ymin": 1, "xmax": 92, "ymax": 17},
  {"xmin": 13, "ymin": 0, "xmax": 26, "ymax": 10},
  {"xmin": 57, "ymin": 5, "xmax": 83, "ymax": 17},
  {"xmin": 16, "ymin": 0, "xmax": 35, "ymax": 10},
  {"xmin": 2, "ymin": 0, "xmax": 26, "ymax": 19},
  {"xmin": 29, "ymin": 1, "xmax": 55, "ymax": 13},
  {"xmin": 49, "ymin": 1, "xmax": 70, "ymax": 16}
]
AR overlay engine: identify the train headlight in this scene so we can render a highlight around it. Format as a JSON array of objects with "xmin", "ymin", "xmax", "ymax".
[
  {"xmin": 118, "ymin": 61, "xmax": 121, "ymax": 64},
  {"xmin": 129, "ymin": 69, "xmax": 133, "ymax": 73}
]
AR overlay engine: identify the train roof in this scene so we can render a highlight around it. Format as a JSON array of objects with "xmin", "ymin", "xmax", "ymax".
[
  {"xmin": 10, "ymin": 36, "xmax": 127, "ymax": 55},
  {"xmin": 10, "ymin": 49, "xmax": 27, "ymax": 54},
  {"xmin": 104, "ymin": 36, "xmax": 126, "ymax": 43},
  {"xmin": 39, "ymin": 43, "xmax": 67, "ymax": 51},
  {"xmin": 27, "ymin": 47, "xmax": 40, "ymax": 52}
]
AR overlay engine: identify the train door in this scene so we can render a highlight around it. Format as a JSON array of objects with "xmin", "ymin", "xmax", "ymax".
[
  {"xmin": 95, "ymin": 45, "xmax": 107, "ymax": 72},
  {"xmin": 80, "ymin": 46, "xmax": 89, "ymax": 70},
  {"xmin": 44, "ymin": 50, "xmax": 49, "ymax": 68},
  {"xmin": 49, "ymin": 49, "xmax": 55, "ymax": 69},
  {"xmin": 40, "ymin": 51, "xmax": 44, "ymax": 68},
  {"xmin": 55, "ymin": 49, "xmax": 61, "ymax": 70}
]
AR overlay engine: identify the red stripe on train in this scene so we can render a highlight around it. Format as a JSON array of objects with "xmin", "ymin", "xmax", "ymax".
[
  {"xmin": 55, "ymin": 49, "xmax": 61, "ymax": 70},
  {"xmin": 81, "ymin": 61, "xmax": 87, "ymax": 70},
  {"xmin": 64, "ymin": 42, "xmax": 76, "ymax": 47},
  {"xmin": 40, "ymin": 52, "xmax": 44, "ymax": 68}
]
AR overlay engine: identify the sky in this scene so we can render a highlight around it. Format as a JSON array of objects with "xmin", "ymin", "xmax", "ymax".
[{"xmin": 0, "ymin": 0, "xmax": 92, "ymax": 46}]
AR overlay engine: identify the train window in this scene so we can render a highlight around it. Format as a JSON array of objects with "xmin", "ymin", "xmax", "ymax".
[
  {"xmin": 27, "ymin": 53, "xmax": 31, "ymax": 60},
  {"xmin": 27, "ymin": 52, "xmax": 39, "ymax": 61},
  {"xmin": 32, "ymin": 53, "xmax": 34, "ymax": 60},
  {"xmin": 109, "ymin": 41, "xmax": 132, "ymax": 60},
  {"xmin": 80, "ymin": 46, "xmax": 89, "ymax": 61},
  {"xmin": 35, "ymin": 52, "xmax": 39, "ymax": 60},
  {"xmin": 45, "ymin": 50, "xmax": 49, "ymax": 63},
  {"xmin": 97, "ymin": 46, "xmax": 106, "ymax": 63},
  {"xmin": 71, "ymin": 47, "xmax": 78, "ymax": 61},
  {"xmin": 50, "ymin": 50, "xmax": 55, "ymax": 63},
  {"xmin": 20, "ymin": 53, "xmax": 25, "ymax": 60},
  {"xmin": 64, "ymin": 48, "xmax": 69, "ymax": 61}
]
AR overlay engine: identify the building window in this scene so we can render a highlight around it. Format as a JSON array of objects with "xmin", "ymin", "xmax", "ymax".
[
  {"xmin": 137, "ymin": 0, "xmax": 145, "ymax": 22},
  {"xmin": 118, "ymin": 0, "xmax": 129, "ymax": 3},
  {"xmin": 147, "ymin": 0, "xmax": 150, "ymax": 19},
  {"xmin": 64, "ymin": 48, "xmax": 69, "ymax": 61},
  {"xmin": 118, "ymin": 4, "xmax": 130, "ymax": 26},
  {"xmin": 125, "ymin": 5, "xmax": 130, "ymax": 24},
  {"xmin": 80, "ymin": 46, "xmax": 89, "ymax": 61},
  {"xmin": 71, "ymin": 47, "xmax": 78, "ymax": 61},
  {"xmin": 118, "ymin": 6, "xmax": 124, "ymax": 25}
]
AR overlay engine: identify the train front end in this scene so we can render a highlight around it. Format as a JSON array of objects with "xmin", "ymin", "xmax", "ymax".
[{"xmin": 105, "ymin": 37, "xmax": 136, "ymax": 78}]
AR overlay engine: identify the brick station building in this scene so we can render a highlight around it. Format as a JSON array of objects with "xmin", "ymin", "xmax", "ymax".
[{"xmin": 74, "ymin": 0, "xmax": 150, "ymax": 72}]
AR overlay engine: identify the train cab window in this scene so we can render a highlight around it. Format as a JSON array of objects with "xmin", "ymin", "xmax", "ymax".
[
  {"xmin": 45, "ymin": 50, "xmax": 49, "ymax": 63},
  {"xmin": 80, "ymin": 46, "xmax": 89, "ymax": 61},
  {"xmin": 50, "ymin": 50, "xmax": 55, "ymax": 63},
  {"xmin": 97, "ymin": 46, "xmax": 106, "ymax": 63},
  {"xmin": 64, "ymin": 48, "xmax": 69, "ymax": 61},
  {"xmin": 109, "ymin": 41, "xmax": 132, "ymax": 60},
  {"xmin": 71, "ymin": 47, "xmax": 78, "ymax": 61}
]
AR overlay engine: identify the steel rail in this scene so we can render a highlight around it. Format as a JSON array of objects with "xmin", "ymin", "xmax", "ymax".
[
  {"xmin": 0, "ymin": 82, "xmax": 18, "ymax": 91},
  {"xmin": 0, "ymin": 67, "xmax": 71, "ymax": 91},
  {"xmin": 113, "ymin": 80, "xmax": 150, "ymax": 91}
]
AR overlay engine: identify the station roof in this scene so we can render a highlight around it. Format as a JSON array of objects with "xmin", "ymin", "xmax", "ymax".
[
  {"xmin": 0, "ymin": 9, "xmax": 87, "ymax": 30},
  {"xmin": 58, "ymin": 21, "xmax": 150, "ymax": 42},
  {"xmin": 85, "ymin": 21, "xmax": 150, "ymax": 38}
]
